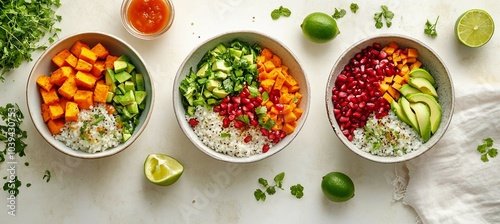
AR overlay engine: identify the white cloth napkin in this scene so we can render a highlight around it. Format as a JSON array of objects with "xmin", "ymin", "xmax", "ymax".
[{"xmin": 397, "ymin": 84, "xmax": 500, "ymax": 224}]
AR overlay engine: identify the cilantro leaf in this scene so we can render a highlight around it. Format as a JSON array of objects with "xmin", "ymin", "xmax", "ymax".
[
  {"xmin": 43, "ymin": 170, "xmax": 51, "ymax": 183},
  {"xmin": 332, "ymin": 8, "xmax": 346, "ymax": 20},
  {"xmin": 254, "ymin": 189, "xmax": 266, "ymax": 201},
  {"xmin": 290, "ymin": 184, "xmax": 304, "ymax": 199},
  {"xmin": 254, "ymin": 172, "xmax": 286, "ymax": 201},
  {"xmin": 258, "ymin": 178, "xmax": 269, "ymax": 187},
  {"xmin": 374, "ymin": 5, "xmax": 394, "ymax": 29},
  {"xmin": 0, "ymin": 103, "xmax": 27, "ymax": 162},
  {"xmin": 424, "ymin": 16, "xmax": 439, "ymax": 38},
  {"xmin": 477, "ymin": 138, "xmax": 498, "ymax": 162},
  {"xmin": 350, "ymin": 3, "xmax": 359, "ymax": 13},
  {"xmin": 271, "ymin": 6, "xmax": 292, "ymax": 20}
]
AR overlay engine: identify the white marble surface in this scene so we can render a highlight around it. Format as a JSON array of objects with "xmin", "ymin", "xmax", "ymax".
[{"xmin": 1, "ymin": 0, "xmax": 499, "ymax": 223}]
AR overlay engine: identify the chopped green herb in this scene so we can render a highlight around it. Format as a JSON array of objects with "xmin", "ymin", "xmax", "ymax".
[
  {"xmin": 374, "ymin": 5, "xmax": 394, "ymax": 29},
  {"xmin": 26, "ymin": 183, "xmax": 31, "ymax": 187},
  {"xmin": 0, "ymin": 0, "xmax": 62, "ymax": 81},
  {"xmin": 332, "ymin": 8, "xmax": 346, "ymax": 20},
  {"xmin": 43, "ymin": 170, "xmax": 51, "ymax": 183},
  {"xmin": 221, "ymin": 132, "xmax": 231, "ymax": 138},
  {"xmin": 254, "ymin": 172, "xmax": 285, "ymax": 201},
  {"xmin": 24, "ymin": 162, "xmax": 29, "ymax": 166},
  {"xmin": 424, "ymin": 16, "xmax": 439, "ymax": 38},
  {"xmin": 91, "ymin": 115, "xmax": 105, "ymax": 125},
  {"xmin": 290, "ymin": 184, "xmax": 304, "ymax": 199},
  {"xmin": 0, "ymin": 103, "xmax": 28, "ymax": 162},
  {"xmin": 3, "ymin": 176, "xmax": 21, "ymax": 197},
  {"xmin": 237, "ymin": 114, "xmax": 250, "ymax": 125},
  {"xmin": 350, "ymin": 3, "xmax": 359, "ymax": 13},
  {"xmin": 271, "ymin": 6, "xmax": 292, "ymax": 20},
  {"xmin": 477, "ymin": 138, "xmax": 498, "ymax": 162}
]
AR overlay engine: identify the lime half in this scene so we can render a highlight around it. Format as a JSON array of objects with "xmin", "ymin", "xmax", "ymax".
[
  {"xmin": 455, "ymin": 9, "xmax": 495, "ymax": 47},
  {"xmin": 144, "ymin": 154, "xmax": 184, "ymax": 186}
]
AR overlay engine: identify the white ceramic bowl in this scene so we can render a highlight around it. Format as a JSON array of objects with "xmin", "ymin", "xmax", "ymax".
[
  {"xmin": 325, "ymin": 34, "xmax": 454, "ymax": 163},
  {"xmin": 26, "ymin": 32, "xmax": 154, "ymax": 159},
  {"xmin": 173, "ymin": 31, "xmax": 310, "ymax": 163}
]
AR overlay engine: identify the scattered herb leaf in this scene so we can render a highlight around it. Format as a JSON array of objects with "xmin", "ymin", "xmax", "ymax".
[
  {"xmin": 424, "ymin": 16, "xmax": 440, "ymax": 38},
  {"xmin": 350, "ymin": 3, "xmax": 359, "ymax": 13},
  {"xmin": 25, "ymin": 162, "xmax": 29, "ymax": 166},
  {"xmin": 477, "ymin": 138, "xmax": 498, "ymax": 162},
  {"xmin": 254, "ymin": 172, "xmax": 285, "ymax": 201},
  {"xmin": 3, "ymin": 176, "xmax": 21, "ymax": 196},
  {"xmin": 221, "ymin": 132, "xmax": 231, "ymax": 138},
  {"xmin": 254, "ymin": 189, "xmax": 266, "ymax": 201},
  {"xmin": 290, "ymin": 184, "xmax": 304, "ymax": 199},
  {"xmin": 43, "ymin": 170, "xmax": 51, "ymax": 182},
  {"xmin": 332, "ymin": 8, "xmax": 346, "ymax": 20},
  {"xmin": 26, "ymin": 183, "xmax": 31, "ymax": 187},
  {"xmin": 0, "ymin": 0, "xmax": 62, "ymax": 80},
  {"xmin": 271, "ymin": 6, "xmax": 292, "ymax": 20},
  {"xmin": 374, "ymin": 5, "xmax": 394, "ymax": 29},
  {"xmin": 0, "ymin": 103, "xmax": 28, "ymax": 162}
]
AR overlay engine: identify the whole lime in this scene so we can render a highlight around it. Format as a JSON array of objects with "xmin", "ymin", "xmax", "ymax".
[
  {"xmin": 301, "ymin": 12, "xmax": 340, "ymax": 43},
  {"xmin": 321, "ymin": 171, "xmax": 355, "ymax": 202}
]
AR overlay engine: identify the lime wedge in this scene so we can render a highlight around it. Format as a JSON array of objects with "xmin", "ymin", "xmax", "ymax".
[
  {"xmin": 455, "ymin": 9, "xmax": 495, "ymax": 47},
  {"xmin": 144, "ymin": 154, "xmax": 184, "ymax": 186}
]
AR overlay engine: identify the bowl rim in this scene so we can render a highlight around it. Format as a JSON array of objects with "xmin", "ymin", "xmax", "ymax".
[
  {"xmin": 325, "ymin": 33, "xmax": 455, "ymax": 163},
  {"xmin": 26, "ymin": 31, "xmax": 155, "ymax": 159},
  {"xmin": 173, "ymin": 30, "xmax": 310, "ymax": 163}
]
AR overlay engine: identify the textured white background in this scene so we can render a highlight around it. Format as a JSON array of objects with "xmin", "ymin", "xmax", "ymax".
[{"xmin": 1, "ymin": 0, "xmax": 499, "ymax": 223}]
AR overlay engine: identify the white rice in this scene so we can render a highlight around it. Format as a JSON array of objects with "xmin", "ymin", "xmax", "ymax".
[
  {"xmin": 187, "ymin": 106, "xmax": 273, "ymax": 157},
  {"xmin": 54, "ymin": 103, "xmax": 123, "ymax": 153},
  {"xmin": 352, "ymin": 110, "xmax": 423, "ymax": 157}
]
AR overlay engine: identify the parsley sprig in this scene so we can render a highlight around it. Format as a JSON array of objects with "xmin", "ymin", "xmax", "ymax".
[
  {"xmin": 477, "ymin": 138, "xmax": 498, "ymax": 162},
  {"xmin": 374, "ymin": 5, "xmax": 394, "ymax": 29},
  {"xmin": 424, "ymin": 16, "xmax": 440, "ymax": 38},
  {"xmin": 290, "ymin": 184, "xmax": 304, "ymax": 199},
  {"xmin": 332, "ymin": 8, "xmax": 346, "ymax": 20},
  {"xmin": 350, "ymin": 3, "xmax": 359, "ymax": 13},
  {"xmin": 43, "ymin": 170, "xmax": 52, "ymax": 182},
  {"xmin": 0, "ymin": 0, "xmax": 62, "ymax": 80},
  {"xmin": 271, "ymin": 6, "xmax": 291, "ymax": 20},
  {"xmin": 254, "ymin": 172, "xmax": 285, "ymax": 201},
  {"xmin": 0, "ymin": 103, "xmax": 27, "ymax": 162}
]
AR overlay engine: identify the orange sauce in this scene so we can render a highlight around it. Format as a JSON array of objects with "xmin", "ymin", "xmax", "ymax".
[{"xmin": 127, "ymin": 0, "xmax": 170, "ymax": 34}]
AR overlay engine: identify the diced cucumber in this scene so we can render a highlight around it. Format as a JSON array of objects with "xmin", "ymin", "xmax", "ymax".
[
  {"xmin": 135, "ymin": 73, "xmax": 145, "ymax": 91},
  {"xmin": 212, "ymin": 60, "xmax": 232, "ymax": 73},
  {"xmin": 124, "ymin": 81, "xmax": 135, "ymax": 92},
  {"xmin": 134, "ymin": 91, "xmax": 147, "ymax": 105},
  {"xmin": 105, "ymin": 69, "xmax": 116, "ymax": 85},
  {"xmin": 127, "ymin": 102, "xmax": 139, "ymax": 115},
  {"xmin": 123, "ymin": 133, "xmax": 132, "ymax": 142},
  {"xmin": 187, "ymin": 106, "xmax": 196, "ymax": 116},
  {"xmin": 206, "ymin": 80, "xmax": 220, "ymax": 91},
  {"xmin": 106, "ymin": 92, "xmax": 114, "ymax": 103},
  {"xmin": 207, "ymin": 98, "xmax": 219, "ymax": 105},
  {"xmin": 116, "ymin": 55, "xmax": 131, "ymax": 62},
  {"xmin": 126, "ymin": 62, "xmax": 135, "ymax": 73},
  {"xmin": 117, "ymin": 83, "xmax": 126, "ymax": 95},
  {"xmin": 242, "ymin": 54, "xmax": 254, "ymax": 64},
  {"xmin": 229, "ymin": 48, "xmax": 243, "ymax": 58},
  {"xmin": 119, "ymin": 90, "xmax": 136, "ymax": 106},
  {"xmin": 214, "ymin": 71, "xmax": 228, "ymax": 80},
  {"xmin": 203, "ymin": 89, "xmax": 213, "ymax": 98},
  {"xmin": 196, "ymin": 63, "xmax": 209, "ymax": 77},
  {"xmin": 115, "ymin": 71, "xmax": 132, "ymax": 83},
  {"xmin": 114, "ymin": 61, "xmax": 128, "ymax": 73}
]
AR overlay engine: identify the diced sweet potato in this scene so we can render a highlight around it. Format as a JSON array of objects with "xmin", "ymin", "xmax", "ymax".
[
  {"xmin": 49, "ymin": 104, "xmax": 64, "ymax": 120},
  {"xmin": 40, "ymin": 87, "xmax": 59, "ymax": 105},
  {"xmin": 273, "ymin": 72, "xmax": 286, "ymax": 90},
  {"xmin": 79, "ymin": 48, "xmax": 97, "ymax": 64},
  {"xmin": 50, "ymin": 66, "xmax": 74, "ymax": 86},
  {"xmin": 47, "ymin": 119, "xmax": 65, "ymax": 135},
  {"xmin": 59, "ymin": 97, "xmax": 69, "ymax": 113},
  {"xmin": 41, "ymin": 103, "xmax": 51, "ymax": 122},
  {"xmin": 65, "ymin": 101, "xmax": 79, "ymax": 122},
  {"xmin": 58, "ymin": 75, "xmax": 78, "ymax": 99},
  {"xmin": 263, "ymin": 61, "xmax": 275, "ymax": 73},
  {"xmin": 91, "ymin": 43, "xmax": 110, "ymax": 59},
  {"xmin": 51, "ymin": 49, "xmax": 71, "ymax": 67},
  {"xmin": 104, "ymin": 55, "xmax": 119, "ymax": 69},
  {"xmin": 36, "ymin": 75, "xmax": 53, "ymax": 92},
  {"xmin": 73, "ymin": 90, "xmax": 94, "ymax": 109},
  {"xmin": 75, "ymin": 71, "xmax": 98, "ymax": 89},
  {"xmin": 70, "ymin": 40, "xmax": 90, "ymax": 58},
  {"xmin": 93, "ymin": 81, "xmax": 109, "ymax": 103},
  {"xmin": 75, "ymin": 58, "xmax": 93, "ymax": 72},
  {"xmin": 64, "ymin": 53, "xmax": 78, "ymax": 68},
  {"xmin": 91, "ymin": 60, "xmax": 106, "ymax": 77},
  {"xmin": 282, "ymin": 123, "xmax": 295, "ymax": 134}
]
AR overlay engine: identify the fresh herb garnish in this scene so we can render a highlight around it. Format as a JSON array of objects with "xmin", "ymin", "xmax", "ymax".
[
  {"xmin": 43, "ymin": 170, "xmax": 51, "ymax": 183},
  {"xmin": 254, "ymin": 172, "xmax": 285, "ymax": 201},
  {"xmin": 374, "ymin": 5, "xmax": 394, "ymax": 29},
  {"xmin": 24, "ymin": 162, "xmax": 29, "ymax": 166},
  {"xmin": 91, "ymin": 115, "xmax": 105, "ymax": 125},
  {"xmin": 477, "ymin": 138, "xmax": 498, "ymax": 162},
  {"xmin": 332, "ymin": 8, "xmax": 346, "ymax": 20},
  {"xmin": 271, "ymin": 6, "xmax": 292, "ymax": 20},
  {"xmin": 0, "ymin": 103, "xmax": 28, "ymax": 162},
  {"xmin": 221, "ymin": 132, "xmax": 231, "ymax": 138},
  {"xmin": 26, "ymin": 183, "xmax": 31, "ymax": 188},
  {"xmin": 3, "ymin": 176, "xmax": 21, "ymax": 197},
  {"xmin": 290, "ymin": 184, "xmax": 304, "ymax": 199},
  {"xmin": 424, "ymin": 16, "xmax": 439, "ymax": 38},
  {"xmin": 0, "ymin": 0, "xmax": 62, "ymax": 81},
  {"xmin": 350, "ymin": 3, "xmax": 359, "ymax": 13}
]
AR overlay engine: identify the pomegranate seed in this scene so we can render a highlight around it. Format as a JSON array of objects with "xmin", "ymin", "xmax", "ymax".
[
  {"xmin": 251, "ymin": 120, "xmax": 259, "ymax": 126},
  {"xmin": 244, "ymin": 135, "xmax": 252, "ymax": 143},
  {"xmin": 274, "ymin": 104, "xmax": 285, "ymax": 111},
  {"xmin": 188, "ymin": 118, "xmax": 198, "ymax": 126},
  {"xmin": 234, "ymin": 120, "xmax": 244, "ymax": 129},
  {"xmin": 262, "ymin": 144, "xmax": 270, "ymax": 153},
  {"xmin": 228, "ymin": 114, "xmax": 236, "ymax": 121},
  {"xmin": 241, "ymin": 97, "xmax": 251, "ymax": 105},
  {"xmin": 222, "ymin": 117, "xmax": 230, "ymax": 128},
  {"xmin": 261, "ymin": 128, "xmax": 269, "ymax": 136}
]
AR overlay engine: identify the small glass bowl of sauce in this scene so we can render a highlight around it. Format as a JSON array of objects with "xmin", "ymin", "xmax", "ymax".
[{"xmin": 121, "ymin": 0, "xmax": 174, "ymax": 40}]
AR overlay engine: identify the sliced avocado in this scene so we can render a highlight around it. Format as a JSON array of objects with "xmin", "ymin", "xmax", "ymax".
[
  {"xmin": 212, "ymin": 43, "xmax": 227, "ymax": 54},
  {"xmin": 406, "ymin": 93, "xmax": 442, "ymax": 134},
  {"xmin": 106, "ymin": 92, "xmax": 114, "ymax": 103},
  {"xmin": 410, "ymin": 102, "xmax": 432, "ymax": 142},
  {"xmin": 390, "ymin": 99, "xmax": 410, "ymax": 125},
  {"xmin": 206, "ymin": 79, "xmax": 220, "ymax": 91},
  {"xmin": 212, "ymin": 60, "xmax": 232, "ymax": 73},
  {"xmin": 408, "ymin": 77, "xmax": 438, "ymax": 99},
  {"xmin": 134, "ymin": 91, "xmax": 147, "ymax": 105},
  {"xmin": 399, "ymin": 97, "xmax": 419, "ymax": 133},
  {"xmin": 212, "ymin": 87, "xmax": 229, "ymax": 99},
  {"xmin": 117, "ymin": 83, "xmax": 126, "ymax": 95},
  {"xmin": 409, "ymin": 68, "xmax": 435, "ymax": 85},
  {"xmin": 124, "ymin": 81, "xmax": 135, "ymax": 92},
  {"xmin": 203, "ymin": 89, "xmax": 213, "ymax": 98},
  {"xmin": 122, "ymin": 133, "xmax": 132, "ymax": 142},
  {"xmin": 126, "ymin": 102, "xmax": 139, "ymax": 115},
  {"xmin": 214, "ymin": 71, "xmax": 228, "ymax": 80},
  {"xmin": 229, "ymin": 48, "xmax": 243, "ymax": 58},
  {"xmin": 126, "ymin": 62, "xmax": 136, "ymax": 73},
  {"xmin": 116, "ymin": 55, "xmax": 131, "ymax": 62},
  {"xmin": 242, "ymin": 54, "xmax": 254, "ymax": 64},
  {"xmin": 115, "ymin": 71, "xmax": 132, "ymax": 83},
  {"xmin": 399, "ymin": 84, "xmax": 421, "ymax": 96},
  {"xmin": 105, "ymin": 69, "xmax": 116, "ymax": 85},
  {"xmin": 196, "ymin": 63, "xmax": 209, "ymax": 77},
  {"xmin": 135, "ymin": 73, "xmax": 145, "ymax": 91},
  {"xmin": 114, "ymin": 61, "xmax": 128, "ymax": 73},
  {"xmin": 207, "ymin": 98, "xmax": 219, "ymax": 105},
  {"xmin": 119, "ymin": 90, "xmax": 136, "ymax": 106}
]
